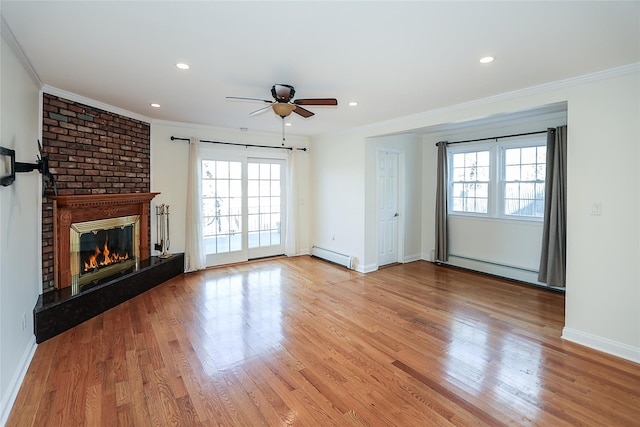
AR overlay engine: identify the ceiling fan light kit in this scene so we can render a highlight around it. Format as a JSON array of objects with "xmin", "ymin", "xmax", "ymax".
[{"xmin": 272, "ymin": 103, "xmax": 297, "ymax": 117}]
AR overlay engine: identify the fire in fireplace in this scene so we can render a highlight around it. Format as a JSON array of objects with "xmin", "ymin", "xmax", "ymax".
[
  {"xmin": 80, "ymin": 225, "xmax": 134, "ymax": 273},
  {"xmin": 70, "ymin": 215, "xmax": 140, "ymax": 291}
]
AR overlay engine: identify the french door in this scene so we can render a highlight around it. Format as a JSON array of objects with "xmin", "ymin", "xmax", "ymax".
[{"xmin": 202, "ymin": 156, "xmax": 285, "ymax": 267}]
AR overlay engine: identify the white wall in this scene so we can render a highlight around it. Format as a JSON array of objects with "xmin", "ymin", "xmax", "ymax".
[
  {"xmin": 310, "ymin": 132, "xmax": 367, "ymax": 270},
  {"xmin": 150, "ymin": 121, "xmax": 311, "ymax": 259},
  {"xmin": 309, "ymin": 65, "xmax": 640, "ymax": 362},
  {"xmin": 0, "ymin": 33, "xmax": 41, "ymax": 424}
]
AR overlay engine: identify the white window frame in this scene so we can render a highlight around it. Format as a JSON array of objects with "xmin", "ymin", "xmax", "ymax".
[{"xmin": 447, "ymin": 135, "xmax": 546, "ymax": 222}]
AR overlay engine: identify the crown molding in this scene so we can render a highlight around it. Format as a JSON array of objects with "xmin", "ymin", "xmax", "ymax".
[
  {"xmin": 1, "ymin": 15, "xmax": 42, "ymax": 88},
  {"xmin": 42, "ymin": 85, "xmax": 151, "ymax": 124},
  {"xmin": 345, "ymin": 62, "xmax": 640, "ymax": 139}
]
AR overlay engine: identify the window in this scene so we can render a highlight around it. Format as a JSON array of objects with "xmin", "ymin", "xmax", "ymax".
[
  {"xmin": 503, "ymin": 146, "xmax": 546, "ymax": 217},
  {"xmin": 451, "ymin": 151, "xmax": 490, "ymax": 214},
  {"xmin": 448, "ymin": 136, "xmax": 546, "ymax": 220}
]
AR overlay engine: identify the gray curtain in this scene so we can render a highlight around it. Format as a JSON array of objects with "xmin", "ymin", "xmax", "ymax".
[
  {"xmin": 538, "ymin": 126, "xmax": 567, "ymax": 287},
  {"xmin": 434, "ymin": 141, "xmax": 448, "ymax": 262}
]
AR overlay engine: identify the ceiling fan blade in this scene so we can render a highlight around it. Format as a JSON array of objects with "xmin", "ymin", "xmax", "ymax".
[
  {"xmin": 293, "ymin": 106, "xmax": 314, "ymax": 118},
  {"xmin": 226, "ymin": 96, "xmax": 272, "ymax": 103},
  {"xmin": 249, "ymin": 105, "xmax": 273, "ymax": 116},
  {"xmin": 294, "ymin": 98, "xmax": 338, "ymax": 106}
]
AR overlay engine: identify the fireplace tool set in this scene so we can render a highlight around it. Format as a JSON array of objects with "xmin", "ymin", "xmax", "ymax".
[{"xmin": 155, "ymin": 204, "xmax": 171, "ymax": 258}]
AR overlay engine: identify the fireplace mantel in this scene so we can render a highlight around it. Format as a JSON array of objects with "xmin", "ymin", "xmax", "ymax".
[{"xmin": 49, "ymin": 192, "xmax": 159, "ymax": 288}]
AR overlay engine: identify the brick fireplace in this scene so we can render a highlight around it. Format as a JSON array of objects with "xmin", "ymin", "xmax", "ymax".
[{"xmin": 42, "ymin": 93, "xmax": 151, "ymax": 290}]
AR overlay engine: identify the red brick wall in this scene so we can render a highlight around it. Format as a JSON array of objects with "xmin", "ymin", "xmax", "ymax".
[{"xmin": 41, "ymin": 93, "xmax": 150, "ymax": 289}]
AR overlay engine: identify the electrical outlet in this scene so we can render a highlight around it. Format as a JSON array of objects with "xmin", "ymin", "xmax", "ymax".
[{"xmin": 21, "ymin": 313, "xmax": 26, "ymax": 331}]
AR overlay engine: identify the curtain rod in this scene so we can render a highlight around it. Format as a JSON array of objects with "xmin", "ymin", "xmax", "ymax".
[
  {"xmin": 435, "ymin": 129, "xmax": 550, "ymax": 146},
  {"xmin": 170, "ymin": 136, "xmax": 308, "ymax": 151}
]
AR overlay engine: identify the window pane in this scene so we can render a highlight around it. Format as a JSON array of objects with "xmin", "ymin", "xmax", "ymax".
[
  {"xmin": 453, "ymin": 167, "xmax": 465, "ymax": 182},
  {"xmin": 202, "ymin": 161, "xmax": 215, "ymax": 179},
  {"xmin": 248, "ymin": 163, "xmax": 259, "ymax": 180},
  {"xmin": 216, "ymin": 235, "xmax": 229, "ymax": 253},
  {"xmin": 247, "ymin": 180, "xmax": 259, "ymax": 197},
  {"xmin": 229, "ymin": 215, "xmax": 241, "ymax": 233},
  {"xmin": 271, "ymin": 181, "xmax": 281, "ymax": 197},
  {"xmin": 216, "ymin": 161, "xmax": 229, "ymax": 179},
  {"xmin": 230, "ymin": 233, "xmax": 242, "ymax": 252},
  {"xmin": 476, "ymin": 166, "xmax": 490, "ymax": 181},
  {"xmin": 505, "ymin": 149, "xmax": 520, "ymax": 165},
  {"xmin": 505, "ymin": 165, "xmax": 520, "ymax": 181},
  {"xmin": 477, "ymin": 151, "xmax": 490, "ymax": 166},
  {"xmin": 453, "ymin": 153, "xmax": 465, "ymax": 167},
  {"xmin": 229, "ymin": 179, "xmax": 241, "ymax": 196},
  {"xmin": 229, "ymin": 162, "xmax": 242, "ymax": 179},
  {"xmin": 248, "ymin": 197, "xmax": 259, "ymax": 214},
  {"xmin": 202, "ymin": 180, "xmax": 216, "ymax": 197},
  {"xmin": 271, "ymin": 197, "xmax": 281, "ymax": 212},
  {"xmin": 476, "ymin": 183, "xmax": 488, "ymax": 198},
  {"xmin": 217, "ymin": 197, "xmax": 229, "ymax": 216},
  {"xmin": 464, "ymin": 152, "xmax": 477, "ymax": 167},
  {"xmin": 260, "ymin": 181, "xmax": 270, "ymax": 196},
  {"xmin": 260, "ymin": 163, "xmax": 270, "ymax": 179},
  {"xmin": 521, "ymin": 165, "xmax": 536, "ymax": 180},
  {"xmin": 229, "ymin": 197, "xmax": 242, "ymax": 215},
  {"xmin": 537, "ymin": 146, "xmax": 547, "ymax": 164},
  {"xmin": 248, "ymin": 232, "xmax": 259, "ymax": 249},
  {"xmin": 271, "ymin": 164, "xmax": 280, "ymax": 178},
  {"xmin": 216, "ymin": 180, "xmax": 229, "ymax": 197},
  {"xmin": 521, "ymin": 147, "xmax": 537, "ymax": 164},
  {"xmin": 475, "ymin": 198, "xmax": 488, "ymax": 213}
]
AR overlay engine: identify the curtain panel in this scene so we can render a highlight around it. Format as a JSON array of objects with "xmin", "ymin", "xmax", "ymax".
[
  {"xmin": 538, "ymin": 126, "xmax": 567, "ymax": 287},
  {"xmin": 184, "ymin": 138, "xmax": 206, "ymax": 272},
  {"xmin": 434, "ymin": 141, "xmax": 449, "ymax": 262}
]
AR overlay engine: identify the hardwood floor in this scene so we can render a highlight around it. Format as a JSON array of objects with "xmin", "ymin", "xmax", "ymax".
[{"xmin": 7, "ymin": 256, "xmax": 640, "ymax": 426}]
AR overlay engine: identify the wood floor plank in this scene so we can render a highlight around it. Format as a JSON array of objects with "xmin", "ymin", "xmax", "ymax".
[{"xmin": 6, "ymin": 257, "xmax": 640, "ymax": 426}]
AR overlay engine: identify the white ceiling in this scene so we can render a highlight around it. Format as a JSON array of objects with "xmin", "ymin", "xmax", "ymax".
[{"xmin": 2, "ymin": 1, "xmax": 639, "ymax": 137}]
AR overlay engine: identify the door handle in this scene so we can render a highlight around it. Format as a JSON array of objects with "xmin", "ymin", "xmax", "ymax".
[{"xmin": 393, "ymin": 213, "xmax": 399, "ymax": 217}]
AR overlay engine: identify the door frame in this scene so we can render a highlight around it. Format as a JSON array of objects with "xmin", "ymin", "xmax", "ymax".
[{"xmin": 375, "ymin": 148, "xmax": 405, "ymax": 268}]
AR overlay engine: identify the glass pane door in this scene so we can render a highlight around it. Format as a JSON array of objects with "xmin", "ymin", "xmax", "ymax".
[
  {"xmin": 247, "ymin": 159, "xmax": 285, "ymax": 259},
  {"xmin": 202, "ymin": 159, "xmax": 245, "ymax": 265},
  {"xmin": 201, "ymin": 156, "xmax": 285, "ymax": 267}
]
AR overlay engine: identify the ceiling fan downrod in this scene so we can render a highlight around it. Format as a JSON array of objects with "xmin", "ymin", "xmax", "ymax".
[{"xmin": 281, "ymin": 117, "xmax": 286, "ymax": 145}]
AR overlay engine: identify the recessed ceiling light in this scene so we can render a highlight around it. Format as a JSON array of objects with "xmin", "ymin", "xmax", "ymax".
[
  {"xmin": 479, "ymin": 56, "xmax": 494, "ymax": 64},
  {"xmin": 348, "ymin": 101, "xmax": 359, "ymax": 107},
  {"xmin": 150, "ymin": 103, "xmax": 161, "ymax": 108},
  {"xmin": 176, "ymin": 63, "xmax": 190, "ymax": 70},
  {"xmin": 285, "ymin": 123, "xmax": 292, "ymax": 127}
]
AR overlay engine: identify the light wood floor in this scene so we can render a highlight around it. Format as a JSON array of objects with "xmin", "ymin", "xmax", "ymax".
[{"xmin": 7, "ymin": 256, "xmax": 640, "ymax": 426}]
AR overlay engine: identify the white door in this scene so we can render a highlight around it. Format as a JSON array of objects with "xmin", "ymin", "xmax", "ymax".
[
  {"xmin": 201, "ymin": 156, "xmax": 286, "ymax": 267},
  {"xmin": 377, "ymin": 151, "xmax": 399, "ymax": 266}
]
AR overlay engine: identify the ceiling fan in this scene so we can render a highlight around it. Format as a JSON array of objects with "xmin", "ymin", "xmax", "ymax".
[{"xmin": 226, "ymin": 84, "xmax": 338, "ymax": 119}]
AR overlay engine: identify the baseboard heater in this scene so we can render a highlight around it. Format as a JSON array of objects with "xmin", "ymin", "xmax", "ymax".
[{"xmin": 311, "ymin": 246, "xmax": 353, "ymax": 269}]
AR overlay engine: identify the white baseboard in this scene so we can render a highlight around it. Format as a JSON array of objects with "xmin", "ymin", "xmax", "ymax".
[
  {"xmin": 0, "ymin": 336, "xmax": 37, "ymax": 427},
  {"xmin": 403, "ymin": 253, "xmax": 422, "ymax": 263},
  {"xmin": 562, "ymin": 327, "xmax": 640, "ymax": 364},
  {"xmin": 358, "ymin": 263, "xmax": 378, "ymax": 273}
]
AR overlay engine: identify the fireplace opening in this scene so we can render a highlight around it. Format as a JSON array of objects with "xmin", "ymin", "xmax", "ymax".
[
  {"xmin": 80, "ymin": 225, "xmax": 134, "ymax": 276},
  {"xmin": 70, "ymin": 215, "xmax": 140, "ymax": 292}
]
